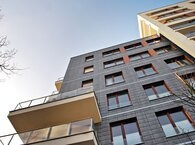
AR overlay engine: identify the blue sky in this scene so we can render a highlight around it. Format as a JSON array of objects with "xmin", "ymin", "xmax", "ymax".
[{"xmin": 0, "ymin": 0, "xmax": 183, "ymax": 134}]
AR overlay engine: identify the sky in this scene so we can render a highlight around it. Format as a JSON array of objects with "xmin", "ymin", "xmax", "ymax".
[{"xmin": 0, "ymin": 0, "xmax": 183, "ymax": 135}]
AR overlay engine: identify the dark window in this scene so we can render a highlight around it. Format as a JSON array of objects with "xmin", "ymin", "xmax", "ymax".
[
  {"xmin": 143, "ymin": 81, "xmax": 171, "ymax": 100},
  {"xmin": 85, "ymin": 55, "xmax": 94, "ymax": 62},
  {"xmin": 165, "ymin": 56, "xmax": 192, "ymax": 69},
  {"xmin": 156, "ymin": 107, "xmax": 194, "ymax": 137},
  {"xmin": 107, "ymin": 90, "xmax": 131, "ymax": 110},
  {"xmin": 180, "ymin": 73, "xmax": 195, "ymax": 89},
  {"xmin": 104, "ymin": 58, "xmax": 124, "ymax": 68},
  {"xmin": 124, "ymin": 42, "xmax": 142, "ymax": 51},
  {"xmin": 105, "ymin": 72, "xmax": 124, "ymax": 86},
  {"xmin": 103, "ymin": 48, "xmax": 120, "ymax": 57},
  {"xmin": 110, "ymin": 119, "xmax": 143, "ymax": 145},
  {"xmin": 84, "ymin": 66, "xmax": 93, "ymax": 73},
  {"xmin": 146, "ymin": 37, "xmax": 161, "ymax": 45},
  {"xmin": 135, "ymin": 64, "xmax": 157, "ymax": 78},
  {"xmin": 82, "ymin": 79, "xmax": 93, "ymax": 87},
  {"xmin": 155, "ymin": 46, "xmax": 172, "ymax": 54},
  {"xmin": 129, "ymin": 51, "xmax": 150, "ymax": 61}
]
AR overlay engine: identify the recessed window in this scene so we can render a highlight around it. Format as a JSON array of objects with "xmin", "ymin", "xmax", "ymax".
[
  {"xmin": 135, "ymin": 64, "xmax": 157, "ymax": 78},
  {"xmin": 110, "ymin": 118, "xmax": 143, "ymax": 145},
  {"xmin": 143, "ymin": 81, "xmax": 171, "ymax": 100},
  {"xmin": 129, "ymin": 51, "xmax": 150, "ymax": 61},
  {"xmin": 107, "ymin": 90, "xmax": 131, "ymax": 110},
  {"xmin": 156, "ymin": 107, "xmax": 194, "ymax": 137},
  {"xmin": 165, "ymin": 56, "xmax": 192, "ymax": 69},
  {"xmin": 82, "ymin": 79, "xmax": 93, "ymax": 87},
  {"xmin": 84, "ymin": 66, "xmax": 93, "ymax": 73},
  {"xmin": 124, "ymin": 42, "xmax": 142, "ymax": 51},
  {"xmin": 105, "ymin": 72, "xmax": 124, "ymax": 86},
  {"xmin": 154, "ymin": 46, "xmax": 172, "ymax": 55},
  {"xmin": 180, "ymin": 73, "xmax": 195, "ymax": 89},
  {"xmin": 103, "ymin": 48, "xmax": 120, "ymax": 57},
  {"xmin": 104, "ymin": 58, "xmax": 124, "ymax": 68},
  {"xmin": 85, "ymin": 55, "xmax": 94, "ymax": 62},
  {"xmin": 146, "ymin": 37, "xmax": 161, "ymax": 45}
]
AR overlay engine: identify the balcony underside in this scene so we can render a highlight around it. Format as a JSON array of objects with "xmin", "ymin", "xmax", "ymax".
[
  {"xmin": 32, "ymin": 132, "xmax": 98, "ymax": 145},
  {"xmin": 8, "ymin": 92, "xmax": 101, "ymax": 133}
]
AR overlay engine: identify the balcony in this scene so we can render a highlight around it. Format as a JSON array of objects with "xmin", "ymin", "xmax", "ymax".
[
  {"xmin": 55, "ymin": 77, "xmax": 63, "ymax": 91},
  {"xmin": 0, "ymin": 119, "xmax": 99, "ymax": 145},
  {"xmin": 8, "ymin": 86, "xmax": 101, "ymax": 133}
]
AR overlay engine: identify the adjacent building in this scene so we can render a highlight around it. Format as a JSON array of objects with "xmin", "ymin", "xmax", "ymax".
[
  {"xmin": 0, "ymin": 1, "xmax": 195, "ymax": 145},
  {"xmin": 138, "ymin": 0, "xmax": 195, "ymax": 57}
]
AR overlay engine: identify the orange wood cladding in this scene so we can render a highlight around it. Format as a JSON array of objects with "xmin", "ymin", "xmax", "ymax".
[
  {"xmin": 141, "ymin": 40, "xmax": 148, "ymax": 46},
  {"xmin": 119, "ymin": 47, "xmax": 126, "ymax": 53},
  {"xmin": 123, "ymin": 55, "xmax": 130, "ymax": 64},
  {"xmin": 148, "ymin": 49, "xmax": 157, "ymax": 56}
]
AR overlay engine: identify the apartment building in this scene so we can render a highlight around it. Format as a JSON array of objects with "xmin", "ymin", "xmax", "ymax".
[
  {"xmin": 138, "ymin": 0, "xmax": 195, "ymax": 57},
  {"xmin": 0, "ymin": 34, "xmax": 194, "ymax": 145},
  {"xmin": 0, "ymin": 1, "xmax": 195, "ymax": 145}
]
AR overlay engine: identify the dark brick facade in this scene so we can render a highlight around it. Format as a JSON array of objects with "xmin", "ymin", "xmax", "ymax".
[{"xmin": 60, "ymin": 35, "xmax": 195, "ymax": 145}]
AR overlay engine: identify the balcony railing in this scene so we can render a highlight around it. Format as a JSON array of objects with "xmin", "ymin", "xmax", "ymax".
[
  {"xmin": 185, "ymin": 31, "xmax": 195, "ymax": 38},
  {"xmin": 13, "ymin": 86, "xmax": 94, "ymax": 111},
  {"xmin": 171, "ymin": 21, "xmax": 195, "ymax": 30},
  {"xmin": 0, "ymin": 119, "xmax": 98, "ymax": 145}
]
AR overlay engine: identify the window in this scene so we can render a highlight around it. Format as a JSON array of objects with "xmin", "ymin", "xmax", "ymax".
[
  {"xmin": 84, "ymin": 66, "xmax": 93, "ymax": 73},
  {"xmin": 143, "ymin": 81, "xmax": 171, "ymax": 100},
  {"xmin": 180, "ymin": 73, "xmax": 195, "ymax": 89},
  {"xmin": 110, "ymin": 118, "xmax": 143, "ymax": 145},
  {"xmin": 82, "ymin": 79, "xmax": 93, "ymax": 87},
  {"xmin": 103, "ymin": 48, "xmax": 120, "ymax": 57},
  {"xmin": 104, "ymin": 58, "xmax": 124, "ymax": 68},
  {"xmin": 85, "ymin": 55, "xmax": 94, "ymax": 62},
  {"xmin": 105, "ymin": 72, "xmax": 124, "ymax": 86},
  {"xmin": 156, "ymin": 107, "xmax": 194, "ymax": 137},
  {"xmin": 146, "ymin": 38, "xmax": 161, "ymax": 45},
  {"xmin": 154, "ymin": 46, "xmax": 172, "ymax": 55},
  {"xmin": 124, "ymin": 42, "xmax": 142, "ymax": 51},
  {"xmin": 135, "ymin": 64, "xmax": 157, "ymax": 78},
  {"xmin": 165, "ymin": 56, "xmax": 192, "ymax": 69},
  {"xmin": 107, "ymin": 90, "xmax": 131, "ymax": 110},
  {"xmin": 129, "ymin": 51, "xmax": 150, "ymax": 61}
]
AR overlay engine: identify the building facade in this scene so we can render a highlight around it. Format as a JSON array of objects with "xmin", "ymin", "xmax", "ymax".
[
  {"xmin": 2, "ymin": 34, "xmax": 194, "ymax": 145},
  {"xmin": 1, "ymin": 1, "xmax": 195, "ymax": 145},
  {"xmin": 138, "ymin": 0, "xmax": 195, "ymax": 57}
]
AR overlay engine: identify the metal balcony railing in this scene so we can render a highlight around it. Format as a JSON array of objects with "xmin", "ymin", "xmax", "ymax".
[
  {"xmin": 13, "ymin": 86, "xmax": 94, "ymax": 111},
  {"xmin": 185, "ymin": 31, "xmax": 195, "ymax": 38},
  {"xmin": 0, "ymin": 119, "xmax": 98, "ymax": 145},
  {"xmin": 171, "ymin": 21, "xmax": 195, "ymax": 30}
]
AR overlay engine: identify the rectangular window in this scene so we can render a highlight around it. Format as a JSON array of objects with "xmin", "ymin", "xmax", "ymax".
[
  {"xmin": 104, "ymin": 58, "xmax": 124, "ymax": 68},
  {"xmin": 146, "ymin": 37, "xmax": 161, "ymax": 45},
  {"xmin": 110, "ymin": 119, "xmax": 143, "ymax": 145},
  {"xmin": 84, "ymin": 66, "xmax": 94, "ymax": 73},
  {"xmin": 85, "ymin": 55, "xmax": 94, "ymax": 62},
  {"xmin": 135, "ymin": 64, "xmax": 157, "ymax": 78},
  {"xmin": 180, "ymin": 73, "xmax": 195, "ymax": 89},
  {"xmin": 165, "ymin": 56, "xmax": 192, "ymax": 69},
  {"xmin": 154, "ymin": 46, "xmax": 172, "ymax": 55},
  {"xmin": 105, "ymin": 72, "xmax": 124, "ymax": 86},
  {"xmin": 156, "ymin": 107, "xmax": 194, "ymax": 137},
  {"xmin": 129, "ymin": 51, "xmax": 150, "ymax": 61},
  {"xmin": 124, "ymin": 42, "xmax": 142, "ymax": 51},
  {"xmin": 143, "ymin": 81, "xmax": 171, "ymax": 100},
  {"xmin": 82, "ymin": 79, "xmax": 93, "ymax": 87},
  {"xmin": 107, "ymin": 90, "xmax": 131, "ymax": 110},
  {"xmin": 103, "ymin": 48, "xmax": 120, "ymax": 57}
]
